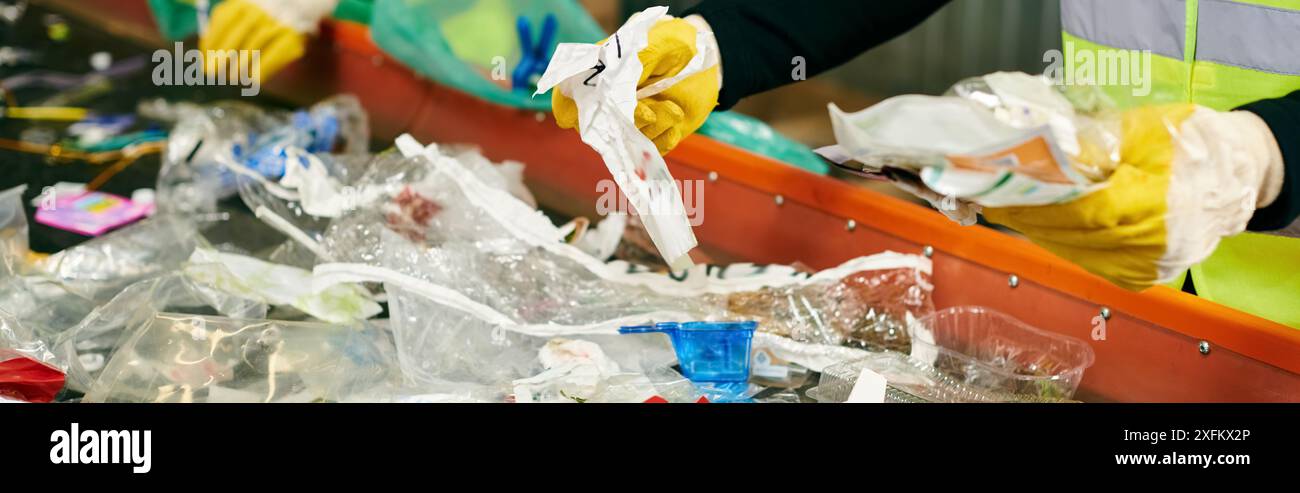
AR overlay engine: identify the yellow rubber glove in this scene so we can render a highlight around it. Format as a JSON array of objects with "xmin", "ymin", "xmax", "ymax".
[
  {"xmin": 200, "ymin": 0, "xmax": 336, "ymax": 83},
  {"xmin": 552, "ymin": 17, "xmax": 720, "ymax": 155},
  {"xmin": 983, "ymin": 104, "xmax": 1284, "ymax": 291}
]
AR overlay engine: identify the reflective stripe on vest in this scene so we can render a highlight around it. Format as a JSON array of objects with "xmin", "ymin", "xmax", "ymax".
[
  {"xmin": 1062, "ymin": 0, "xmax": 1300, "ymax": 328},
  {"xmin": 1062, "ymin": 0, "xmax": 1300, "ymax": 79},
  {"xmin": 1198, "ymin": 0, "xmax": 1300, "ymax": 76},
  {"xmin": 1061, "ymin": 0, "xmax": 1186, "ymax": 59}
]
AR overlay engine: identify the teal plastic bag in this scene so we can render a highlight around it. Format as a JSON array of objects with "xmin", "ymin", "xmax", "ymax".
[
  {"xmin": 700, "ymin": 112, "xmax": 829, "ymax": 174},
  {"xmin": 371, "ymin": 0, "xmax": 604, "ymax": 111}
]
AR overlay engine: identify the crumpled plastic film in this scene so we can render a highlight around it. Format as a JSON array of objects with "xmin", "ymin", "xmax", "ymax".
[
  {"xmin": 82, "ymin": 314, "xmax": 394, "ymax": 403},
  {"xmin": 41, "ymin": 214, "xmax": 201, "ymax": 302},
  {"xmin": 439, "ymin": 144, "xmax": 538, "ymax": 209},
  {"xmin": 717, "ymin": 261, "xmax": 933, "ymax": 352},
  {"xmin": 1, "ymin": 308, "xmax": 60, "ymax": 370},
  {"xmin": 237, "ymin": 154, "xmax": 343, "ymax": 258},
  {"xmin": 54, "ymin": 273, "xmax": 268, "ymax": 393},
  {"xmin": 234, "ymin": 120, "xmax": 539, "ymax": 258},
  {"xmin": 0, "ymin": 275, "xmax": 98, "ymax": 342}
]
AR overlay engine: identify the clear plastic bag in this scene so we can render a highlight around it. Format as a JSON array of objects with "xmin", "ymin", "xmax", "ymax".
[
  {"xmin": 83, "ymin": 314, "xmax": 394, "ymax": 403},
  {"xmin": 238, "ymin": 143, "xmax": 537, "ymax": 265},
  {"xmin": 0, "ymin": 275, "xmax": 98, "ymax": 341},
  {"xmin": 54, "ymin": 273, "xmax": 267, "ymax": 393}
]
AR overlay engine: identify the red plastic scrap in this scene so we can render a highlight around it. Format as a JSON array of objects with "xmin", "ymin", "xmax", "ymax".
[
  {"xmin": 0, "ymin": 356, "xmax": 65, "ymax": 403},
  {"xmin": 642, "ymin": 396, "xmax": 712, "ymax": 403}
]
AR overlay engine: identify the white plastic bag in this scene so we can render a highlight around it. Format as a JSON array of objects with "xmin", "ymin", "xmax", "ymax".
[{"xmin": 534, "ymin": 6, "xmax": 717, "ymax": 270}]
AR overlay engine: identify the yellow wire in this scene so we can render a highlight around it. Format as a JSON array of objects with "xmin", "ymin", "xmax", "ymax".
[
  {"xmin": 0, "ymin": 137, "xmax": 164, "ymax": 166},
  {"xmin": 3, "ymin": 106, "xmax": 90, "ymax": 121}
]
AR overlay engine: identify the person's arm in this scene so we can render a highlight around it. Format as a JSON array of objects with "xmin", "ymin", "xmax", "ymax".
[
  {"xmin": 685, "ymin": 0, "xmax": 951, "ymax": 110},
  {"xmin": 1240, "ymin": 90, "xmax": 1300, "ymax": 231}
]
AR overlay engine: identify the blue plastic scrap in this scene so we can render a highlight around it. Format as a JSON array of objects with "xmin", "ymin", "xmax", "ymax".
[{"xmin": 513, "ymin": 13, "xmax": 558, "ymax": 92}]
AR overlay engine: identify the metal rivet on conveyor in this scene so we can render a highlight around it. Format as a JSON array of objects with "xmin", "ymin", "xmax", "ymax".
[
  {"xmin": 1198, "ymin": 340, "xmax": 1211, "ymax": 355},
  {"xmin": 1008, "ymin": 274, "xmax": 1019, "ymax": 288},
  {"xmin": 922, "ymin": 245, "xmax": 933, "ymax": 258},
  {"xmin": 534, "ymin": 112, "xmax": 546, "ymax": 122},
  {"xmin": 774, "ymin": 194, "xmax": 784, "ymax": 206},
  {"xmin": 845, "ymin": 219, "xmax": 856, "ymax": 232},
  {"xmin": 707, "ymin": 171, "xmax": 718, "ymax": 182},
  {"xmin": 1100, "ymin": 307, "xmax": 1112, "ymax": 320}
]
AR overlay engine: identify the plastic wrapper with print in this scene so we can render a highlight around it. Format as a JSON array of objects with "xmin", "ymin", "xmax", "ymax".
[{"xmin": 817, "ymin": 71, "xmax": 1131, "ymax": 223}]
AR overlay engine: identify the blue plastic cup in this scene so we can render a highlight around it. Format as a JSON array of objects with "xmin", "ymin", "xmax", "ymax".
[{"xmin": 619, "ymin": 321, "xmax": 757, "ymax": 383}]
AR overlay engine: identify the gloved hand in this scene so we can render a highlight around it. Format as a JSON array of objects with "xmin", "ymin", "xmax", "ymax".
[
  {"xmin": 200, "ymin": 0, "xmax": 339, "ymax": 83},
  {"xmin": 552, "ymin": 16, "xmax": 721, "ymax": 155},
  {"xmin": 983, "ymin": 104, "xmax": 1285, "ymax": 291}
]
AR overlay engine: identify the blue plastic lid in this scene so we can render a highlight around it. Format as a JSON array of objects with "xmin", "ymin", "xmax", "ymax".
[
  {"xmin": 619, "ymin": 321, "xmax": 758, "ymax": 334},
  {"xmin": 620, "ymin": 321, "xmax": 757, "ymax": 385}
]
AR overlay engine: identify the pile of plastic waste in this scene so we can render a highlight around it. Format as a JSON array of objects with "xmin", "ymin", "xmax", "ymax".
[{"xmin": 0, "ymin": 93, "xmax": 1093, "ymax": 404}]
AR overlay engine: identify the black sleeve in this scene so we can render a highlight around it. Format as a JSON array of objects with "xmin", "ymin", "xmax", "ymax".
[
  {"xmin": 1239, "ymin": 90, "xmax": 1300, "ymax": 231},
  {"xmin": 684, "ymin": 0, "xmax": 950, "ymax": 110}
]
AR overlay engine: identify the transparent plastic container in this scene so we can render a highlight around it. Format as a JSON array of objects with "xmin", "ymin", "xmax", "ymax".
[{"xmin": 909, "ymin": 306, "xmax": 1095, "ymax": 399}]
